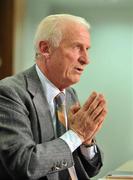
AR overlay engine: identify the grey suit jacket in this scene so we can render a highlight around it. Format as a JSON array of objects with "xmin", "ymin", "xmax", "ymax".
[{"xmin": 0, "ymin": 65, "xmax": 103, "ymax": 180}]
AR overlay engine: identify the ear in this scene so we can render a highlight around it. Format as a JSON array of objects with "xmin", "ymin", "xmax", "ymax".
[{"xmin": 39, "ymin": 41, "xmax": 50, "ymax": 58}]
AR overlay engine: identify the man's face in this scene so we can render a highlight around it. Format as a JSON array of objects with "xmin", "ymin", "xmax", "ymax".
[{"xmin": 45, "ymin": 23, "xmax": 90, "ymax": 90}]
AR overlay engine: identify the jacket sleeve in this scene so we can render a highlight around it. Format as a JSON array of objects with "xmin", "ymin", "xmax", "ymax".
[
  {"xmin": 70, "ymin": 88, "xmax": 103, "ymax": 179},
  {"xmin": 0, "ymin": 84, "xmax": 74, "ymax": 180},
  {"xmin": 73, "ymin": 146, "xmax": 103, "ymax": 179}
]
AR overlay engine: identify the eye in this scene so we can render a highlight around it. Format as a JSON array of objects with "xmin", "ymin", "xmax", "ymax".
[
  {"xmin": 77, "ymin": 45, "xmax": 82, "ymax": 50},
  {"xmin": 73, "ymin": 44, "xmax": 81, "ymax": 50}
]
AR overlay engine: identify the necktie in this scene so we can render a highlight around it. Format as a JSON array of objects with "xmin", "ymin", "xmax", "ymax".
[
  {"xmin": 54, "ymin": 93, "xmax": 78, "ymax": 180},
  {"xmin": 54, "ymin": 92, "xmax": 66, "ymax": 137}
]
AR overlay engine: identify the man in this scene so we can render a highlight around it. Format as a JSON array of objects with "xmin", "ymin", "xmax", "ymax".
[{"xmin": 0, "ymin": 14, "xmax": 107, "ymax": 180}]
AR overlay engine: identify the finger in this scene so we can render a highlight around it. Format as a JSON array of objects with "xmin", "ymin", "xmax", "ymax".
[
  {"xmin": 90, "ymin": 100, "xmax": 106, "ymax": 120},
  {"xmin": 91, "ymin": 108, "xmax": 107, "ymax": 134},
  {"xmin": 95, "ymin": 109, "xmax": 107, "ymax": 123},
  {"xmin": 84, "ymin": 107, "xmax": 106, "ymax": 135},
  {"xmin": 83, "ymin": 91, "xmax": 97, "ymax": 111},
  {"xmin": 83, "ymin": 108, "xmax": 107, "ymax": 141},
  {"xmin": 92, "ymin": 116, "xmax": 105, "ymax": 135},
  {"xmin": 87, "ymin": 94, "xmax": 105, "ymax": 115}
]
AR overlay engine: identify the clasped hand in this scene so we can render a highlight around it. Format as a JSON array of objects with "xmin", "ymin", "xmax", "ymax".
[{"xmin": 68, "ymin": 92, "xmax": 107, "ymax": 145}]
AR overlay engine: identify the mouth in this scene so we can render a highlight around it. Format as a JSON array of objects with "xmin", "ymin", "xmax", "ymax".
[{"xmin": 74, "ymin": 67, "xmax": 84, "ymax": 74}]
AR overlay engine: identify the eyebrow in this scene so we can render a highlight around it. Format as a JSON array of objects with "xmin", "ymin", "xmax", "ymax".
[{"xmin": 72, "ymin": 41, "xmax": 91, "ymax": 49}]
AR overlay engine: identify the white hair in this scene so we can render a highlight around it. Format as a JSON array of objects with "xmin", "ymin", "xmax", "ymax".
[{"xmin": 34, "ymin": 14, "xmax": 91, "ymax": 54}]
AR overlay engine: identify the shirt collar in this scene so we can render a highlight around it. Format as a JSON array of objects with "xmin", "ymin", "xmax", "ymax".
[{"xmin": 35, "ymin": 64, "xmax": 65, "ymax": 105}]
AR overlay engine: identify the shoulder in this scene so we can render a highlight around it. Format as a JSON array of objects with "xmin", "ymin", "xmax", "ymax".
[
  {"xmin": 66, "ymin": 87, "xmax": 77, "ymax": 95},
  {"xmin": 0, "ymin": 65, "xmax": 37, "ymax": 101},
  {"xmin": 66, "ymin": 87, "xmax": 79, "ymax": 103},
  {"xmin": 0, "ymin": 65, "xmax": 36, "ymax": 89}
]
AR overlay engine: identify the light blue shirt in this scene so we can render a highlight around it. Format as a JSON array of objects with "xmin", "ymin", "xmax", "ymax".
[{"xmin": 35, "ymin": 65, "xmax": 97, "ymax": 159}]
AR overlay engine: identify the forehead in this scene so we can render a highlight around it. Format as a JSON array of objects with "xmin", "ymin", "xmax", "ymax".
[{"xmin": 61, "ymin": 22, "xmax": 90, "ymax": 46}]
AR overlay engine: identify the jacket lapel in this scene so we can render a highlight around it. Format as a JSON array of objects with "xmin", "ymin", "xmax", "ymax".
[
  {"xmin": 25, "ymin": 66, "xmax": 55, "ymax": 142},
  {"xmin": 65, "ymin": 88, "xmax": 78, "ymax": 114},
  {"xmin": 33, "ymin": 89, "xmax": 55, "ymax": 142}
]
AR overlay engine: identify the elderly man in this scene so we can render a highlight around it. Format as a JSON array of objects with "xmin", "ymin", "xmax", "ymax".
[{"xmin": 0, "ymin": 14, "xmax": 107, "ymax": 180}]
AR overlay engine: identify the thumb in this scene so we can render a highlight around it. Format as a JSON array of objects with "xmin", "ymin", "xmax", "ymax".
[{"xmin": 70, "ymin": 102, "xmax": 80, "ymax": 114}]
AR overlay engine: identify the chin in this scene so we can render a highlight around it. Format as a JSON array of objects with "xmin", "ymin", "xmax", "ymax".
[
  {"xmin": 70, "ymin": 78, "xmax": 80, "ymax": 85},
  {"xmin": 63, "ymin": 76, "xmax": 80, "ymax": 88}
]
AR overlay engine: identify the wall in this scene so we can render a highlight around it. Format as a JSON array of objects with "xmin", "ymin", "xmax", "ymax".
[
  {"xmin": 13, "ymin": 1, "xmax": 133, "ymax": 179},
  {"xmin": 73, "ymin": 7, "xmax": 133, "ymax": 179},
  {"xmin": 13, "ymin": 0, "xmax": 52, "ymax": 73}
]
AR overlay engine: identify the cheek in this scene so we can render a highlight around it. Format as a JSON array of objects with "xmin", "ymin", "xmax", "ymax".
[
  {"xmin": 51, "ymin": 50, "xmax": 78, "ymax": 73},
  {"xmin": 65, "ymin": 50, "xmax": 78, "ymax": 59},
  {"xmin": 64, "ymin": 51, "xmax": 79, "ymax": 66}
]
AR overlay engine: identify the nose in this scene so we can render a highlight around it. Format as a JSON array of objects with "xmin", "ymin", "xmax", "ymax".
[
  {"xmin": 79, "ymin": 58, "xmax": 89, "ymax": 65},
  {"xmin": 78, "ymin": 51, "xmax": 90, "ymax": 65}
]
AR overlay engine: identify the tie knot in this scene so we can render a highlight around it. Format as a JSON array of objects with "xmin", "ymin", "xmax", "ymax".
[{"xmin": 54, "ymin": 92, "xmax": 65, "ymax": 107}]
